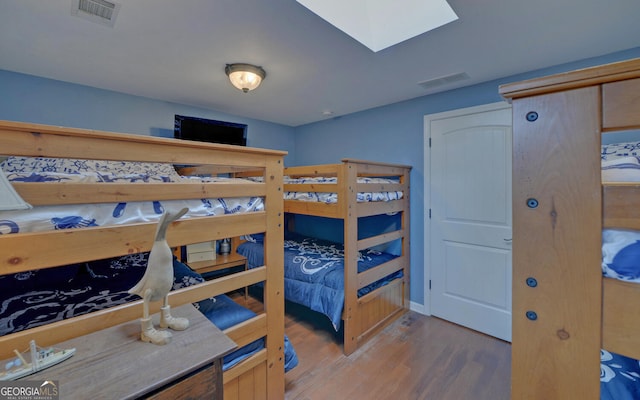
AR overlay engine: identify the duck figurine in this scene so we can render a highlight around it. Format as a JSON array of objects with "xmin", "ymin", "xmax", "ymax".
[{"xmin": 129, "ymin": 207, "xmax": 189, "ymax": 345}]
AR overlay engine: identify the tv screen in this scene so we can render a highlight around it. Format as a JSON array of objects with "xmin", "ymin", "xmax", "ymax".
[{"xmin": 174, "ymin": 115, "xmax": 247, "ymax": 146}]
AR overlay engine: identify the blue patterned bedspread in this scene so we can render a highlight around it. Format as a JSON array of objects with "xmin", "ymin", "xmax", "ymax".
[
  {"xmin": 601, "ymin": 349, "xmax": 640, "ymax": 399},
  {"xmin": 237, "ymin": 232, "xmax": 402, "ymax": 330},
  {"xmin": 0, "ymin": 253, "xmax": 297, "ymax": 372}
]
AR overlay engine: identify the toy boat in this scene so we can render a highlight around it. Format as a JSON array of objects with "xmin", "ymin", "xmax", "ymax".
[{"xmin": 0, "ymin": 340, "xmax": 75, "ymax": 381}]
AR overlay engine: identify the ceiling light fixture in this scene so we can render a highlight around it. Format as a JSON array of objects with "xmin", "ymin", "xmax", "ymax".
[{"xmin": 225, "ymin": 63, "xmax": 266, "ymax": 93}]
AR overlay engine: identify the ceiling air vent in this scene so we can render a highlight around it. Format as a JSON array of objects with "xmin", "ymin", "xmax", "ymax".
[
  {"xmin": 418, "ymin": 72, "xmax": 470, "ymax": 91},
  {"xmin": 71, "ymin": 0, "xmax": 121, "ymax": 27}
]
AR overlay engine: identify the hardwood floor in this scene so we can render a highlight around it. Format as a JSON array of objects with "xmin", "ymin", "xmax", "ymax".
[{"xmin": 236, "ymin": 294, "xmax": 511, "ymax": 400}]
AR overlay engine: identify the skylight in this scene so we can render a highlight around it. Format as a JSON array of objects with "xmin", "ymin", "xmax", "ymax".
[{"xmin": 296, "ymin": 0, "xmax": 458, "ymax": 52}]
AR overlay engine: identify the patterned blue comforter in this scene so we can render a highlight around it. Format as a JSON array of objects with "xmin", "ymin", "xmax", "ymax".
[
  {"xmin": 0, "ymin": 253, "xmax": 298, "ymax": 372},
  {"xmin": 602, "ymin": 349, "xmax": 640, "ymax": 400},
  {"xmin": 237, "ymin": 232, "xmax": 402, "ymax": 330}
]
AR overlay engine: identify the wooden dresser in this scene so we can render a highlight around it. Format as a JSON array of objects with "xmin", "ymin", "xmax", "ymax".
[{"xmin": 27, "ymin": 304, "xmax": 236, "ymax": 399}]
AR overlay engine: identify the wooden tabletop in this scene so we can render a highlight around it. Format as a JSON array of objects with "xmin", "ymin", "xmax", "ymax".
[{"xmin": 26, "ymin": 304, "xmax": 236, "ymax": 399}]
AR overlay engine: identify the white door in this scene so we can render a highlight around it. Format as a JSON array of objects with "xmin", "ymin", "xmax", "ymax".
[{"xmin": 426, "ymin": 102, "xmax": 512, "ymax": 342}]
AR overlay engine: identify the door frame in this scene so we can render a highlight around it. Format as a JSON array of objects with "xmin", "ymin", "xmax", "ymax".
[{"xmin": 423, "ymin": 101, "xmax": 512, "ymax": 316}]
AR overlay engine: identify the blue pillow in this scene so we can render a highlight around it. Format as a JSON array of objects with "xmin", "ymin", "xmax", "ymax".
[
  {"xmin": 242, "ymin": 233, "xmax": 265, "ymax": 243},
  {"xmin": 172, "ymin": 258, "xmax": 205, "ymax": 289}
]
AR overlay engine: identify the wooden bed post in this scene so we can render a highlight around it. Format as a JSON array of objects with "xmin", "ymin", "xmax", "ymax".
[
  {"xmin": 510, "ymin": 87, "xmax": 602, "ymax": 399},
  {"xmin": 401, "ymin": 167, "xmax": 411, "ymax": 310},
  {"xmin": 263, "ymin": 157, "xmax": 285, "ymax": 399},
  {"xmin": 342, "ymin": 161, "xmax": 360, "ymax": 355}
]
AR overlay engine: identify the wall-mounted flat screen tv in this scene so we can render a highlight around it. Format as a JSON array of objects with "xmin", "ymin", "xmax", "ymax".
[{"xmin": 174, "ymin": 115, "xmax": 247, "ymax": 146}]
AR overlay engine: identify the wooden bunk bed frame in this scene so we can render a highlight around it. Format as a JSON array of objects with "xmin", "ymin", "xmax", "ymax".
[
  {"xmin": 0, "ymin": 120, "xmax": 286, "ymax": 400},
  {"xmin": 500, "ymin": 57, "xmax": 640, "ymax": 399},
  {"xmin": 283, "ymin": 159, "xmax": 411, "ymax": 355}
]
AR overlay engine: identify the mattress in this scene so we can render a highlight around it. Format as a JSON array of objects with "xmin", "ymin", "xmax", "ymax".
[
  {"xmin": 249, "ymin": 175, "xmax": 403, "ymax": 204},
  {"xmin": 0, "ymin": 157, "xmax": 263, "ymax": 234},
  {"xmin": 601, "ymin": 141, "xmax": 640, "ymax": 182},
  {"xmin": 237, "ymin": 232, "xmax": 402, "ymax": 330},
  {"xmin": 284, "ymin": 176, "xmax": 403, "ymax": 204}
]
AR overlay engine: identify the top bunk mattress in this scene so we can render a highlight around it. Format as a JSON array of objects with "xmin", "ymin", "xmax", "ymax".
[
  {"xmin": 249, "ymin": 175, "xmax": 404, "ymax": 204},
  {"xmin": 283, "ymin": 176, "xmax": 403, "ymax": 204},
  {"xmin": 0, "ymin": 156, "xmax": 263, "ymax": 234},
  {"xmin": 602, "ymin": 141, "xmax": 640, "ymax": 182}
]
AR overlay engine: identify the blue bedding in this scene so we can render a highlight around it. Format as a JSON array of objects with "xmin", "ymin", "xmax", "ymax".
[
  {"xmin": 0, "ymin": 252, "xmax": 297, "ymax": 372},
  {"xmin": 196, "ymin": 290, "xmax": 298, "ymax": 371},
  {"xmin": 237, "ymin": 232, "xmax": 402, "ymax": 330},
  {"xmin": 601, "ymin": 349, "xmax": 640, "ymax": 400}
]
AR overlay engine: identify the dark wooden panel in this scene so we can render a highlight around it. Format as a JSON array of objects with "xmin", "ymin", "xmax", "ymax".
[{"xmin": 145, "ymin": 361, "xmax": 221, "ymax": 400}]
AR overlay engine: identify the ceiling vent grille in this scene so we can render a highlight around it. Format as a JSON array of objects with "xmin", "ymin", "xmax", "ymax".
[
  {"xmin": 418, "ymin": 72, "xmax": 470, "ymax": 90},
  {"xmin": 71, "ymin": 0, "xmax": 121, "ymax": 27}
]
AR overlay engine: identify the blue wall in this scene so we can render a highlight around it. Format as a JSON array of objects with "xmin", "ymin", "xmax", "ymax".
[
  {"xmin": 2, "ymin": 47, "xmax": 640, "ymax": 309},
  {"xmin": 0, "ymin": 70, "xmax": 297, "ymax": 165},
  {"xmin": 294, "ymin": 47, "xmax": 640, "ymax": 308}
]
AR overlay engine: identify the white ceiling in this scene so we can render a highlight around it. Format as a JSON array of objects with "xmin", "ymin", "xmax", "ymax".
[{"xmin": 1, "ymin": 0, "xmax": 639, "ymax": 127}]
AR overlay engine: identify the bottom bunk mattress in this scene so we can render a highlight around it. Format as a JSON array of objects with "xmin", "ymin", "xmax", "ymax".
[
  {"xmin": 237, "ymin": 232, "xmax": 403, "ymax": 330},
  {"xmin": 0, "ymin": 252, "xmax": 297, "ymax": 373}
]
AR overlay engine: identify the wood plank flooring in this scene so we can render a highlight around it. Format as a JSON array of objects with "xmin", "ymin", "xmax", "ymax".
[{"xmin": 236, "ymin": 294, "xmax": 511, "ymax": 400}]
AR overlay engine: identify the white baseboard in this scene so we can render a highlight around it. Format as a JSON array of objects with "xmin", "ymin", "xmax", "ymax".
[{"xmin": 409, "ymin": 301, "xmax": 428, "ymax": 315}]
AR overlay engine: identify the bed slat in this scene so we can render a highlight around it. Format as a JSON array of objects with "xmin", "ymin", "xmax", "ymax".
[
  {"xmin": 602, "ymin": 278, "xmax": 640, "ymax": 360},
  {"xmin": 13, "ymin": 181, "xmax": 266, "ymax": 205},
  {"xmin": 224, "ymin": 314, "xmax": 267, "ymax": 348},
  {"xmin": 602, "ymin": 77, "xmax": 640, "ymax": 130},
  {"xmin": 283, "ymin": 182, "xmax": 339, "ymax": 193},
  {"xmin": 603, "ymin": 183, "xmax": 640, "ymax": 229},
  {"xmin": 1, "ymin": 213, "xmax": 267, "ymax": 273},
  {"xmin": 284, "ymin": 200, "xmax": 342, "ymax": 218},
  {"xmin": 357, "ymin": 258, "xmax": 405, "ymax": 289},
  {"xmin": 356, "ymin": 199, "xmax": 404, "ymax": 217},
  {"xmin": 357, "ymin": 229, "xmax": 405, "ymax": 251}
]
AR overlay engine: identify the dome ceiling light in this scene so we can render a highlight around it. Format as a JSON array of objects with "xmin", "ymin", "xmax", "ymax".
[{"xmin": 225, "ymin": 63, "xmax": 266, "ymax": 93}]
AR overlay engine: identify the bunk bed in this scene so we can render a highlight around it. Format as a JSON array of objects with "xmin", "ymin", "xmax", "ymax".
[
  {"xmin": 238, "ymin": 159, "xmax": 411, "ymax": 355},
  {"xmin": 0, "ymin": 120, "xmax": 290, "ymax": 399},
  {"xmin": 499, "ymin": 58, "xmax": 640, "ymax": 399}
]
